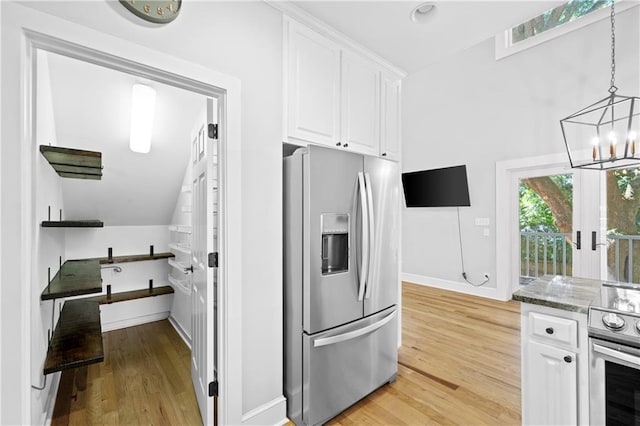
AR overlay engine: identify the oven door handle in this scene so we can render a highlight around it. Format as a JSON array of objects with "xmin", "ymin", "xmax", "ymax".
[{"xmin": 593, "ymin": 342, "xmax": 640, "ymax": 366}]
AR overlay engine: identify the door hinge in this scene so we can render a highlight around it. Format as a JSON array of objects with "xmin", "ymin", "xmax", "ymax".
[
  {"xmin": 208, "ymin": 252, "xmax": 218, "ymax": 268},
  {"xmin": 209, "ymin": 380, "xmax": 218, "ymax": 397},
  {"xmin": 208, "ymin": 123, "xmax": 218, "ymax": 140}
]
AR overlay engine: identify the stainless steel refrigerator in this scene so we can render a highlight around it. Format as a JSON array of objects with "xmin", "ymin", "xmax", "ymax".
[{"xmin": 283, "ymin": 144, "xmax": 399, "ymax": 425}]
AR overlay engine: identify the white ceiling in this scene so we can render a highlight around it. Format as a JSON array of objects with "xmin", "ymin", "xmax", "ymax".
[
  {"xmin": 41, "ymin": 51, "xmax": 204, "ymax": 226},
  {"xmin": 291, "ymin": 1, "xmax": 562, "ymax": 73},
  {"xmin": 33, "ymin": 1, "xmax": 567, "ymax": 228}
]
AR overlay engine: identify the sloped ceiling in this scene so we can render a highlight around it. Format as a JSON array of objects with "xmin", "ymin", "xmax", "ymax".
[{"xmin": 42, "ymin": 51, "xmax": 204, "ymax": 226}]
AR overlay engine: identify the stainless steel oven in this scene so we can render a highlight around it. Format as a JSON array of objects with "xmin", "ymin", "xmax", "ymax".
[{"xmin": 589, "ymin": 282, "xmax": 640, "ymax": 425}]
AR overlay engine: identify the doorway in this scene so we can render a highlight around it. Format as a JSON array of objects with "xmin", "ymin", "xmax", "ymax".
[
  {"xmin": 29, "ymin": 36, "xmax": 225, "ymax": 425},
  {"xmin": 496, "ymin": 154, "xmax": 605, "ymax": 296}
]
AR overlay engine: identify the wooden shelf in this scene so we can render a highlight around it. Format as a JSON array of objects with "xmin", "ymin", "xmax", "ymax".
[
  {"xmin": 95, "ymin": 252, "xmax": 174, "ymax": 264},
  {"xmin": 42, "ymin": 220, "xmax": 104, "ymax": 228},
  {"xmin": 85, "ymin": 285, "xmax": 174, "ymax": 305},
  {"xmin": 44, "ymin": 299, "xmax": 104, "ymax": 375},
  {"xmin": 40, "ymin": 145, "xmax": 103, "ymax": 180},
  {"xmin": 41, "ymin": 259, "xmax": 102, "ymax": 300}
]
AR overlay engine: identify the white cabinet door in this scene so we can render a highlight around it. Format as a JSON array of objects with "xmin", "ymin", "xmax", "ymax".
[
  {"xmin": 340, "ymin": 51, "xmax": 380, "ymax": 156},
  {"xmin": 524, "ymin": 340, "xmax": 577, "ymax": 426},
  {"xmin": 381, "ymin": 76, "xmax": 401, "ymax": 161},
  {"xmin": 287, "ymin": 22, "xmax": 340, "ymax": 147}
]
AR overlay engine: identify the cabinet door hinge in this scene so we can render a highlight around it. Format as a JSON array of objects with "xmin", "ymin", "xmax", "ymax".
[
  {"xmin": 209, "ymin": 380, "xmax": 219, "ymax": 397},
  {"xmin": 208, "ymin": 123, "xmax": 218, "ymax": 140},
  {"xmin": 208, "ymin": 252, "xmax": 218, "ymax": 268}
]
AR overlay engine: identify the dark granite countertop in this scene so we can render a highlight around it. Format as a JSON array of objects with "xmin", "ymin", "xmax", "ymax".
[{"xmin": 512, "ymin": 275, "xmax": 603, "ymax": 314}]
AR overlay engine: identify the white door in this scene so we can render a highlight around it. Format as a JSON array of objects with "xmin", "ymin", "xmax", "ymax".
[
  {"xmin": 340, "ymin": 51, "xmax": 380, "ymax": 156},
  {"xmin": 191, "ymin": 98, "xmax": 218, "ymax": 425}
]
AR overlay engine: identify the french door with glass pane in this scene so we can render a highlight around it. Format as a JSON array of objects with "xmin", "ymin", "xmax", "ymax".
[{"xmin": 514, "ymin": 166, "xmax": 603, "ymax": 285}]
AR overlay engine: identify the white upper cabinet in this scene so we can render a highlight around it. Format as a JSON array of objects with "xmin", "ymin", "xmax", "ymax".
[
  {"xmin": 381, "ymin": 75, "xmax": 401, "ymax": 161},
  {"xmin": 286, "ymin": 23, "xmax": 341, "ymax": 147},
  {"xmin": 284, "ymin": 18, "xmax": 403, "ymax": 160},
  {"xmin": 340, "ymin": 51, "xmax": 380, "ymax": 156}
]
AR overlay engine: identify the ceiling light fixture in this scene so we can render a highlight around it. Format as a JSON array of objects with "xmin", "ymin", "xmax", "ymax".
[
  {"xmin": 560, "ymin": 1, "xmax": 639, "ymax": 170},
  {"xmin": 129, "ymin": 83, "xmax": 156, "ymax": 154},
  {"xmin": 410, "ymin": 2, "xmax": 435, "ymax": 23}
]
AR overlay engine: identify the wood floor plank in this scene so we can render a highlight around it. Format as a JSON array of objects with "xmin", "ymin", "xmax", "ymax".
[
  {"xmin": 52, "ymin": 320, "xmax": 202, "ymax": 426},
  {"xmin": 324, "ymin": 282, "xmax": 522, "ymax": 425}
]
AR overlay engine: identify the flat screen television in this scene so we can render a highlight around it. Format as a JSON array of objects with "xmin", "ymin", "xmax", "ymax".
[{"xmin": 402, "ymin": 165, "xmax": 471, "ymax": 207}]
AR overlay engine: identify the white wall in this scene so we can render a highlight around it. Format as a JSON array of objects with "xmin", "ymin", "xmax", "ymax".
[
  {"xmin": 1, "ymin": 1, "xmax": 284, "ymax": 424},
  {"xmin": 401, "ymin": 7, "xmax": 640, "ymax": 299}
]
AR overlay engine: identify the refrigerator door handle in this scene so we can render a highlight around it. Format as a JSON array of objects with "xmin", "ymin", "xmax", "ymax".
[
  {"xmin": 313, "ymin": 309, "xmax": 396, "ymax": 348},
  {"xmin": 357, "ymin": 172, "xmax": 369, "ymax": 302},
  {"xmin": 364, "ymin": 172, "xmax": 375, "ymax": 299}
]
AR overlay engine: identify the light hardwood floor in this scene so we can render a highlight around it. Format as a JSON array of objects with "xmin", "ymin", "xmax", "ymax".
[
  {"xmin": 53, "ymin": 282, "xmax": 521, "ymax": 425},
  {"xmin": 327, "ymin": 282, "xmax": 522, "ymax": 425},
  {"xmin": 52, "ymin": 320, "xmax": 203, "ymax": 426}
]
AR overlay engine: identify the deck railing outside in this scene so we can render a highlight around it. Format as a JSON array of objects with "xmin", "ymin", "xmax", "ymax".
[
  {"xmin": 521, "ymin": 231, "xmax": 640, "ymax": 284},
  {"xmin": 520, "ymin": 231, "xmax": 572, "ymax": 278},
  {"xmin": 609, "ymin": 234, "xmax": 640, "ymax": 283}
]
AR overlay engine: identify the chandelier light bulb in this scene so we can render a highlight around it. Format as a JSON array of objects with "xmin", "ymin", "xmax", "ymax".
[
  {"xmin": 629, "ymin": 131, "xmax": 637, "ymax": 156},
  {"xmin": 609, "ymin": 131, "xmax": 617, "ymax": 159},
  {"xmin": 592, "ymin": 136, "xmax": 600, "ymax": 161}
]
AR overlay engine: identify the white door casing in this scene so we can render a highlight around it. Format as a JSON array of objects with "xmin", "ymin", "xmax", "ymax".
[
  {"xmin": 191, "ymin": 98, "xmax": 217, "ymax": 424},
  {"xmin": 5, "ymin": 8, "xmax": 243, "ymax": 423}
]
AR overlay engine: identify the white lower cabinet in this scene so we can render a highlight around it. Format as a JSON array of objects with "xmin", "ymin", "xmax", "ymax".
[
  {"xmin": 525, "ymin": 340, "xmax": 577, "ymax": 425},
  {"xmin": 521, "ymin": 304, "xmax": 589, "ymax": 425}
]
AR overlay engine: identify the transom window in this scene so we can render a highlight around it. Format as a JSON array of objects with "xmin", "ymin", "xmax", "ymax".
[
  {"xmin": 511, "ymin": 0, "xmax": 613, "ymax": 44},
  {"xmin": 495, "ymin": 0, "xmax": 635, "ymax": 60}
]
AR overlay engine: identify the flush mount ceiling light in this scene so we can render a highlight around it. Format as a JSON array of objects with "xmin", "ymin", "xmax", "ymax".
[
  {"xmin": 560, "ymin": 1, "xmax": 640, "ymax": 170},
  {"xmin": 129, "ymin": 84, "xmax": 156, "ymax": 154},
  {"xmin": 410, "ymin": 2, "xmax": 436, "ymax": 23}
]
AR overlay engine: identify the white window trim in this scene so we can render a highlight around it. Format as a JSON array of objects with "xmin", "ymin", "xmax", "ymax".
[{"xmin": 495, "ymin": 0, "xmax": 637, "ymax": 60}]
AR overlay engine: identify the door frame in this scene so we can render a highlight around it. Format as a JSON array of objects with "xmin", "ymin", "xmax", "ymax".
[
  {"xmin": 10, "ymin": 10, "xmax": 242, "ymax": 424},
  {"xmin": 497, "ymin": 153, "xmax": 577, "ymax": 297}
]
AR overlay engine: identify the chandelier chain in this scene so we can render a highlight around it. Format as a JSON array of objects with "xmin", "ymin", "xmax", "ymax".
[{"xmin": 610, "ymin": 0, "xmax": 616, "ymax": 92}]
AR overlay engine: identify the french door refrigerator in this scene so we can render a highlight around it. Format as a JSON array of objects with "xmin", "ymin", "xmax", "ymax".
[{"xmin": 284, "ymin": 144, "xmax": 399, "ymax": 426}]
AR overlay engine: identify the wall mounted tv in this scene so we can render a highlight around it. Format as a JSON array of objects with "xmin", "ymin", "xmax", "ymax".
[{"xmin": 401, "ymin": 165, "xmax": 471, "ymax": 207}]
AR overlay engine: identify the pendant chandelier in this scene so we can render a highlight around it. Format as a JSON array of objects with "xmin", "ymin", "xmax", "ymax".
[{"xmin": 560, "ymin": 1, "xmax": 640, "ymax": 170}]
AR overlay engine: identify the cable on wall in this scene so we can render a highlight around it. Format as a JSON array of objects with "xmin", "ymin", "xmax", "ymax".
[{"xmin": 457, "ymin": 207, "xmax": 489, "ymax": 287}]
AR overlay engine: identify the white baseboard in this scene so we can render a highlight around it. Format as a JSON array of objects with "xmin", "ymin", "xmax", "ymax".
[
  {"xmin": 99, "ymin": 295, "xmax": 173, "ymax": 332},
  {"xmin": 401, "ymin": 272, "xmax": 509, "ymax": 301},
  {"xmin": 101, "ymin": 311, "xmax": 170, "ymax": 332},
  {"xmin": 168, "ymin": 314, "xmax": 191, "ymax": 350},
  {"xmin": 240, "ymin": 395, "xmax": 287, "ymax": 425}
]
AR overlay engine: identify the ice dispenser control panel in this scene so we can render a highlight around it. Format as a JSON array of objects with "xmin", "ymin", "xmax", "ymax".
[{"xmin": 321, "ymin": 214, "xmax": 349, "ymax": 275}]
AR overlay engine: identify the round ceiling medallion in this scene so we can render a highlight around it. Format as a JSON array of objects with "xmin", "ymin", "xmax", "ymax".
[{"xmin": 119, "ymin": 0, "xmax": 182, "ymax": 24}]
